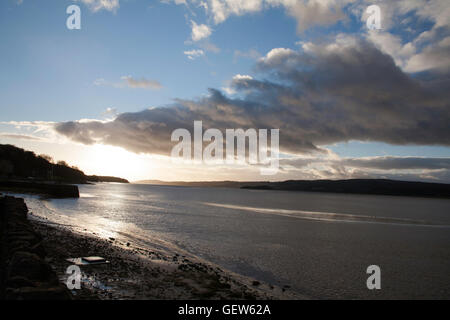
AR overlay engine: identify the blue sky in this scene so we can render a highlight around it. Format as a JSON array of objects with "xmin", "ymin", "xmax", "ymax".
[
  {"xmin": 1, "ymin": 0, "xmax": 299, "ymax": 121},
  {"xmin": 1, "ymin": 0, "xmax": 449, "ymax": 182}
]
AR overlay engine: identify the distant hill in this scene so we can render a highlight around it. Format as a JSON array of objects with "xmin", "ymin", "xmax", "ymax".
[
  {"xmin": 134, "ymin": 180, "xmax": 265, "ymax": 188},
  {"xmin": 87, "ymin": 175, "xmax": 129, "ymax": 183},
  {"xmin": 136, "ymin": 178, "xmax": 450, "ymax": 198},
  {"xmin": 0, "ymin": 144, "xmax": 128, "ymax": 184},
  {"xmin": 241, "ymin": 179, "xmax": 450, "ymax": 198}
]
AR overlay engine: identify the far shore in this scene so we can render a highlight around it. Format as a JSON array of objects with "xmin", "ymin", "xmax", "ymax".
[{"xmin": 135, "ymin": 178, "xmax": 450, "ymax": 199}]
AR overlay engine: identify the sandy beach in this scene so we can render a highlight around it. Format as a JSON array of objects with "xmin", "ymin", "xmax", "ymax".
[{"xmin": 29, "ymin": 215, "xmax": 300, "ymax": 300}]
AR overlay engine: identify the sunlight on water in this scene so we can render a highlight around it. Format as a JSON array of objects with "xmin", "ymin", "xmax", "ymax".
[{"xmin": 201, "ymin": 202, "xmax": 448, "ymax": 226}]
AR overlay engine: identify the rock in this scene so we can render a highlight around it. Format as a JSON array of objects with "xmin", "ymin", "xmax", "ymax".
[
  {"xmin": 29, "ymin": 241, "xmax": 47, "ymax": 258},
  {"xmin": 5, "ymin": 285, "xmax": 73, "ymax": 300},
  {"xmin": 7, "ymin": 251, "xmax": 56, "ymax": 283},
  {"xmin": 1, "ymin": 196, "xmax": 73, "ymax": 300},
  {"xmin": 5, "ymin": 276, "xmax": 36, "ymax": 288},
  {"xmin": 8, "ymin": 240, "xmax": 31, "ymax": 255},
  {"xmin": 252, "ymin": 281, "xmax": 260, "ymax": 286}
]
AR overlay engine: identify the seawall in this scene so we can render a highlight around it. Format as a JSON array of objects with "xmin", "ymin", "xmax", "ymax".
[
  {"xmin": 0, "ymin": 180, "xmax": 79, "ymax": 198},
  {"xmin": 0, "ymin": 196, "xmax": 72, "ymax": 300}
]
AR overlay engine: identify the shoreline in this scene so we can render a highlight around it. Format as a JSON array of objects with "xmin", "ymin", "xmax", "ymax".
[{"xmin": 29, "ymin": 211, "xmax": 302, "ymax": 300}]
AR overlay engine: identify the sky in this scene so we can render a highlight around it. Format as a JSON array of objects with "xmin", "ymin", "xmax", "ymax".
[{"xmin": 0, "ymin": 0, "xmax": 449, "ymax": 182}]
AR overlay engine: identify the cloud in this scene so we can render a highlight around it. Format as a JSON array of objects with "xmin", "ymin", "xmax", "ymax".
[
  {"xmin": 93, "ymin": 78, "xmax": 107, "ymax": 86},
  {"xmin": 365, "ymin": 26, "xmax": 450, "ymax": 74},
  {"xmin": 393, "ymin": 0, "xmax": 450, "ymax": 30},
  {"xmin": 341, "ymin": 157, "xmax": 450, "ymax": 171},
  {"xmin": 308, "ymin": 167, "xmax": 450, "ymax": 183},
  {"xmin": 168, "ymin": 0, "xmax": 354, "ymax": 32},
  {"xmin": 259, "ymin": 47, "xmax": 296, "ymax": 65},
  {"xmin": 279, "ymin": 155, "xmax": 450, "ymax": 183},
  {"xmin": 361, "ymin": 0, "xmax": 450, "ymax": 74},
  {"xmin": 51, "ymin": 37, "xmax": 450, "ymax": 162},
  {"xmin": 281, "ymin": 156, "xmax": 450, "ymax": 171},
  {"xmin": 54, "ymin": 36, "xmax": 450, "ymax": 160},
  {"xmin": 184, "ymin": 49, "xmax": 205, "ymax": 60},
  {"xmin": 101, "ymin": 107, "xmax": 119, "ymax": 120},
  {"xmin": 253, "ymin": 37, "xmax": 450, "ymax": 148},
  {"xmin": 366, "ymin": 31, "xmax": 416, "ymax": 70},
  {"xmin": 190, "ymin": 20, "xmax": 212, "ymax": 41},
  {"xmin": 94, "ymin": 76, "xmax": 163, "ymax": 90},
  {"xmin": 405, "ymin": 36, "xmax": 450, "ymax": 73},
  {"xmin": 161, "ymin": 0, "xmax": 187, "ymax": 5},
  {"xmin": 283, "ymin": 0, "xmax": 350, "ymax": 33},
  {"xmin": 234, "ymin": 49, "xmax": 262, "ymax": 61},
  {"xmin": 197, "ymin": 41, "xmax": 221, "ymax": 53},
  {"xmin": 222, "ymin": 74, "xmax": 254, "ymax": 94},
  {"xmin": 121, "ymin": 76, "xmax": 163, "ymax": 90},
  {"xmin": 77, "ymin": 0, "xmax": 119, "ymax": 12},
  {"xmin": 167, "ymin": 0, "xmax": 450, "ymax": 70},
  {"xmin": 0, "ymin": 133, "xmax": 41, "ymax": 141},
  {"xmin": 1, "ymin": 121, "xmax": 56, "ymax": 129},
  {"xmin": 201, "ymin": 0, "xmax": 350, "ymax": 30}
]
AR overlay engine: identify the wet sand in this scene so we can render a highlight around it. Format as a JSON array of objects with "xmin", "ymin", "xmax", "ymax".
[{"xmin": 30, "ymin": 217, "xmax": 302, "ymax": 300}]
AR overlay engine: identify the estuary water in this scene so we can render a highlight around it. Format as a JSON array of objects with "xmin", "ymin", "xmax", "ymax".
[{"xmin": 24, "ymin": 183, "xmax": 450, "ymax": 299}]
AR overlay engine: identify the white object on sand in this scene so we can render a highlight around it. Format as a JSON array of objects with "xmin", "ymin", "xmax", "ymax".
[{"xmin": 66, "ymin": 256, "xmax": 110, "ymax": 265}]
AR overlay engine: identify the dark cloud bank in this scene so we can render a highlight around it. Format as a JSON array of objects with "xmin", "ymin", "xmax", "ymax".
[{"xmin": 54, "ymin": 38, "xmax": 450, "ymax": 175}]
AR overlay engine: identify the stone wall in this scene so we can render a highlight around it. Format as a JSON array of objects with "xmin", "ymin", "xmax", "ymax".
[
  {"xmin": 0, "ymin": 196, "xmax": 72, "ymax": 300},
  {"xmin": 0, "ymin": 181, "xmax": 80, "ymax": 198}
]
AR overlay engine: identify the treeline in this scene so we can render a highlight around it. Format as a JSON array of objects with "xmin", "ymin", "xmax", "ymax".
[
  {"xmin": 0, "ymin": 144, "xmax": 129, "ymax": 184},
  {"xmin": 87, "ymin": 175, "xmax": 129, "ymax": 183}
]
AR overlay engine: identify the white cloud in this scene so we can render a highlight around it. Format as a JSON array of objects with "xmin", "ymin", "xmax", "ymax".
[
  {"xmin": 102, "ymin": 107, "xmax": 119, "ymax": 120},
  {"xmin": 405, "ymin": 36, "xmax": 450, "ymax": 73},
  {"xmin": 366, "ymin": 31, "xmax": 416, "ymax": 70},
  {"xmin": 281, "ymin": 0, "xmax": 350, "ymax": 33},
  {"xmin": 78, "ymin": 0, "xmax": 120, "ymax": 13},
  {"xmin": 260, "ymin": 47, "xmax": 296, "ymax": 65},
  {"xmin": 395, "ymin": 0, "xmax": 450, "ymax": 29},
  {"xmin": 167, "ymin": 0, "xmax": 354, "ymax": 33},
  {"xmin": 362, "ymin": 0, "xmax": 450, "ymax": 74},
  {"xmin": 205, "ymin": 0, "xmax": 352, "ymax": 30},
  {"xmin": 168, "ymin": 0, "xmax": 450, "ymax": 74},
  {"xmin": 222, "ymin": 86, "xmax": 236, "ymax": 95},
  {"xmin": 233, "ymin": 74, "xmax": 253, "ymax": 81},
  {"xmin": 191, "ymin": 20, "xmax": 212, "ymax": 41},
  {"xmin": 208, "ymin": 0, "xmax": 264, "ymax": 24},
  {"xmin": 223, "ymin": 74, "xmax": 254, "ymax": 94},
  {"xmin": 184, "ymin": 49, "xmax": 205, "ymax": 60}
]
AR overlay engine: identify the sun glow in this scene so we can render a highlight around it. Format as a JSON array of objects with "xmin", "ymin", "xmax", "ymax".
[{"xmin": 79, "ymin": 144, "xmax": 155, "ymax": 182}]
